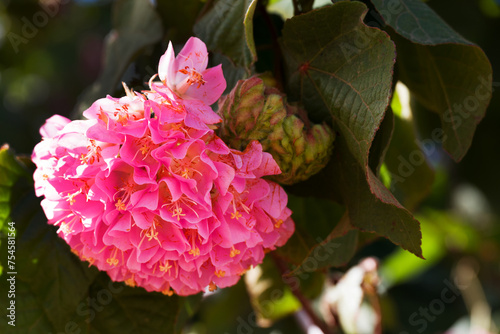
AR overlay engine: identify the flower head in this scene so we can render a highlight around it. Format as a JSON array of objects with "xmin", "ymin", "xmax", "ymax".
[{"xmin": 32, "ymin": 38, "xmax": 294, "ymax": 296}]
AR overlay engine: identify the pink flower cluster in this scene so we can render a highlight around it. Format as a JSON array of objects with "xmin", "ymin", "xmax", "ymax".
[{"xmin": 32, "ymin": 37, "xmax": 294, "ymax": 296}]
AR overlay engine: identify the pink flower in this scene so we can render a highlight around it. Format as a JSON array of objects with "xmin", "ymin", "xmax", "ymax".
[
  {"xmin": 158, "ymin": 37, "xmax": 226, "ymax": 105},
  {"xmin": 32, "ymin": 37, "xmax": 294, "ymax": 296}
]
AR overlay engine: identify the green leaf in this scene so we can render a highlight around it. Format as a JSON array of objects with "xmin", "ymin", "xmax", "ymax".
[
  {"xmin": 156, "ymin": 0, "xmax": 205, "ymax": 43},
  {"xmin": 394, "ymin": 38, "xmax": 492, "ymax": 162},
  {"xmin": 245, "ymin": 255, "xmax": 326, "ymax": 325},
  {"xmin": 331, "ymin": 137, "xmax": 423, "ymax": 258},
  {"xmin": 245, "ymin": 256, "xmax": 301, "ymax": 325},
  {"xmin": 370, "ymin": 0, "xmax": 493, "ymax": 161},
  {"xmin": 281, "ymin": 1, "xmax": 395, "ymax": 167},
  {"xmin": 0, "ymin": 145, "xmax": 28, "ymax": 230},
  {"xmin": 192, "ymin": 280, "xmax": 252, "ymax": 333},
  {"xmin": 380, "ymin": 209, "xmax": 480, "ymax": 288},
  {"xmin": 276, "ymin": 194, "xmax": 346, "ymax": 265},
  {"xmin": 289, "ymin": 212, "xmax": 359, "ymax": 276},
  {"xmin": 175, "ymin": 293, "xmax": 204, "ymax": 334},
  {"xmin": 75, "ymin": 0, "xmax": 163, "ymax": 114},
  {"xmin": 87, "ymin": 273, "xmax": 184, "ymax": 334},
  {"xmin": 210, "ymin": 52, "xmax": 248, "ymax": 95},
  {"xmin": 384, "ymin": 90, "xmax": 435, "ymax": 211},
  {"xmin": 0, "ymin": 193, "xmax": 100, "ymax": 333},
  {"xmin": 370, "ymin": 0, "xmax": 470, "ymax": 45},
  {"xmin": 280, "ymin": 1, "xmax": 422, "ymax": 257},
  {"xmin": 194, "ymin": 0, "xmax": 258, "ymax": 70}
]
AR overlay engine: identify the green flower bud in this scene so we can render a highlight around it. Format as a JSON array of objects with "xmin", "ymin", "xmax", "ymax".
[{"xmin": 217, "ymin": 76, "xmax": 335, "ymax": 185}]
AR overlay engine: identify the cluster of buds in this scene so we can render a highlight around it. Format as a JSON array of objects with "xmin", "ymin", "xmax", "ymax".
[
  {"xmin": 217, "ymin": 76, "xmax": 335, "ymax": 185},
  {"xmin": 32, "ymin": 38, "xmax": 294, "ymax": 296}
]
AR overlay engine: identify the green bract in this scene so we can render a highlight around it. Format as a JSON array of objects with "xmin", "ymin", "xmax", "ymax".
[{"xmin": 218, "ymin": 76, "xmax": 335, "ymax": 185}]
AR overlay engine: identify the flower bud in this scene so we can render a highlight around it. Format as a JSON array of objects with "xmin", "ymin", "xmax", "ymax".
[{"xmin": 218, "ymin": 76, "xmax": 335, "ymax": 185}]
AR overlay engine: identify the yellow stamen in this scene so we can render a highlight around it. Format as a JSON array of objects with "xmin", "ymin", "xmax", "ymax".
[
  {"xmin": 215, "ymin": 269, "xmax": 226, "ymax": 278},
  {"xmin": 115, "ymin": 198, "xmax": 127, "ymax": 211},
  {"xmin": 106, "ymin": 257, "xmax": 119, "ymax": 266},
  {"xmin": 83, "ymin": 256, "xmax": 95, "ymax": 266},
  {"xmin": 106, "ymin": 248, "xmax": 119, "ymax": 267},
  {"xmin": 125, "ymin": 276, "xmax": 136, "ymax": 287},
  {"xmin": 66, "ymin": 190, "xmax": 82, "ymax": 205},
  {"xmin": 230, "ymin": 211, "xmax": 242, "ymax": 220},
  {"xmin": 230, "ymin": 247, "xmax": 240, "ymax": 258},
  {"xmin": 162, "ymin": 288, "xmax": 174, "ymax": 296},
  {"xmin": 172, "ymin": 206, "xmax": 186, "ymax": 221},
  {"xmin": 189, "ymin": 247, "xmax": 200, "ymax": 257},
  {"xmin": 159, "ymin": 260, "xmax": 172, "ymax": 273}
]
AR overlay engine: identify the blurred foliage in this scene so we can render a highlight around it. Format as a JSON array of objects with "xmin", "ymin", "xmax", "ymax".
[{"xmin": 0, "ymin": 0, "xmax": 499, "ymax": 333}]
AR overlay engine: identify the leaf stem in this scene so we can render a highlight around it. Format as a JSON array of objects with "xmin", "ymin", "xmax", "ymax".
[
  {"xmin": 271, "ymin": 253, "xmax": 334, "ymax": 334},
  {"xmin": 291, "ymin": 0, "xmax": 301, "ymax": 16}
]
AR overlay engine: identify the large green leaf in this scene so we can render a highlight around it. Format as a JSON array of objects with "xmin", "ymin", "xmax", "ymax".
[
  {"xmin": 370, "ymin": 0, "xmax": 470, "ymax": 45},
  {"xmin": 276, "ymin": 194, "xmax": 347, "ymax": 266},
  {"xmin": 280, "ymin": 2, "xmax": 422, "ymax": 257},
  {"xmin": 75, "ymin": 0, "xmax": 163, "ymax": 114},
  {"xmin": 288, "ymin": 212, "xmax": 359, "ymax": 276},
  {"xmin": 331, "ymin": 137, "xmax": 423, "ymax": 257},
  {"xmin": 194, "ymin": 0, "xmax": 258, "ymax": 71},
  {"xmin": 209, "ymin": 52, "xmax": 248, "ymax": 96},
  {"xmin": 281, "ymin": 1, "xmax": 395, "ymax": 167},
  {"xmin": 0, "ymin": 191, "xmax": 100, "ymax": 333},
  {"xmin": 86, "ymin": 273, "xmax": 184, "ymax": 334},
  {"xmin": 370, "ymin": 0, "xmax": 493, "ymax": 161}
]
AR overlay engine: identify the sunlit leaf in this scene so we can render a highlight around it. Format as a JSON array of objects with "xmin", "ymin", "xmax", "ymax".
[
  {"xmin": 245, "ymin": 256, "xmax": 301, "ymax": 325},
  {"xmin": 380, "ymin": 209, "xmax": 480, "ymax": 287}
]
